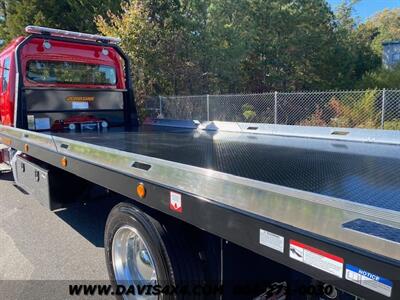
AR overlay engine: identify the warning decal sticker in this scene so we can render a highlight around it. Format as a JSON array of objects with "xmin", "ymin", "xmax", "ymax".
[
  {"xmin": 289, "ymin": 240, "xmax": 343, "ymax": 278},
  {"xmin": 169, "ymin": 191, "xmax": 182, "ymax": 213},
  {"xmin": 345, "ymin": 264, "xmax": 392, "ymax": 297},
  {"xmin": 259, "ymin": 229, "xmax": 284, "ymax": 253}
]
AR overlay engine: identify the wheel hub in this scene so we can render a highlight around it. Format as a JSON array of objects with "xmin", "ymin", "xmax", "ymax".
[{"xmin": 112, "ymin": 226, "xmax": 158, "ymax": 299}]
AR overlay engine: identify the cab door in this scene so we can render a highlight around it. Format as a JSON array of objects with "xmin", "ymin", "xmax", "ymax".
[
  {"xmin": 0, "ymin": 58, "xmax": 4, "ymax": 124},
  {"xmin": 0, "ymin": 56, "xmax": 12, "ymax": 125}
]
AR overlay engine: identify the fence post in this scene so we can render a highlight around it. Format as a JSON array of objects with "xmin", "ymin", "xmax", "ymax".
[
  {"xmin": 274, "ymin": 91, "xmax": 278, "ymax": 124},
  {"xmin": 159, "ymin": 96, "xmax": 163, "ymax": 117},
  {"xmin": 206, "ymin": 94, "xmax": 210, "ymax": 121},
  {"xmin": 381, "ymin": 89, "xmax": 386, "ymax": 129}
]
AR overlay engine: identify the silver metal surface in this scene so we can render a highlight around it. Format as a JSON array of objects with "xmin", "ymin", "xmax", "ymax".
[
  {"xmin": 13, "ymin": 155, "xmax": 52, "ymax": 209},
  {"xmin": 0, "ymin": 162, "xmax": 11, "ymax": 173},
  {"xmin": 147, "ymin": 118, "xmax": 400, "ymax": 145},
  {"xmin": 1, "ymin": 124, "xmax": 400, "ymax": 261},
  {"xmin": 112, "ymin": 226, "xmax": 158, "ymax": 300},
  {"xmin": 25, "ymin": 25, "xmax": 121, "ymax": 43},
  {"xmin": 0, "ymin": 126, "xmax": 57, "ymax": 151},
  {"xmin": 199, "ymin": 121, "xmax": 400, "ymax": 145}
]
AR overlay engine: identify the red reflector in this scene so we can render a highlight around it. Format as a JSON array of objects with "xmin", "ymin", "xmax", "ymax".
[{"xmin": 169, "ymin": 192, "xmax": 182, "ymax": 213}]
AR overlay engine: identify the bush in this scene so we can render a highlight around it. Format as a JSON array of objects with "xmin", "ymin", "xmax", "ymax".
[
  {"xmin": 384, "ymin": 119, "xmax": 400, "ymax": 130},
  {"xmin": 357, "ymin": 65, "xmax": 400, "ymax": 89},
  {"xmin": 242, "ymin": 103, "xmax": 257, "ymax": 121},
  {"xmin": 298, "ymin": 90, "xmax": 381, "ymax": 128}
]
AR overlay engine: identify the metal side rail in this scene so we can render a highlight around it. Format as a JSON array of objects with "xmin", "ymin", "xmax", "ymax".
[
  {"xmin": 202, "ymin": 121, "xmax": 400, "ymax": 144},
  {"xmin": 148, "ymin": 119, "xmax": 400, "ymax": 145},
  {"xmin": 1, "ymin": 124, "xmax": 399, "ymax": 299}
]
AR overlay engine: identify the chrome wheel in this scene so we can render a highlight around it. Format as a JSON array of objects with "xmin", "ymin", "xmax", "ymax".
[{"xmin": 112, "ymin": 225, "xmax": 158, "ymax": 299}]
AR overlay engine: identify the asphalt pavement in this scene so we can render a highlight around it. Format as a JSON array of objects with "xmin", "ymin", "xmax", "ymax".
[{"xmin": 0, "ymin": 172, "xmax": 118, "ymax": 299}]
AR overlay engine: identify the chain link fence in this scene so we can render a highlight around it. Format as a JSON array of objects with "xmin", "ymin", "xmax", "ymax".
[{"xmin": 144, "ymin": 89, "xmax": 400, "ymax": 130}]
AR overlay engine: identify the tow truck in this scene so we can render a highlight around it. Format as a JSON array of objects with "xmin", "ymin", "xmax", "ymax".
[{"xmin": 0, "ymin": 26, "xmax": 399, "ymax": 299}]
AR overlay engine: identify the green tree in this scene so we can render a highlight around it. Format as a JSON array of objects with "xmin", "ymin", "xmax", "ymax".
[
  {"xmin": 348, "ymin": 6, "xmax": 400, "ymax": 89},
  {"xmin": 97, "ymin": 0, "xmax": 381, "ymax": 99},
  {"xmin": 97, "ymin": 0, "xmax": 210, "ymax": 100},
  {"xmin": 357, "ymin": 8, "xmax": 400, "ymax": 55},
  {"xmin": 358, "ymin": 64, "xmax": 400, "ymax": 89},
  {"xmin": 0, "ymin": 0, "xmax": 389, "ymax": 100},
  {"xmin": 332, "ymin": 0, "xmax": 380, "ymax": 89},
  {"xmin": 206, "ymin": 0, "xmax": 346, "ymax": 92},
  {"xmin": 0, "ymin": 0, "xmax": 121, "ymax": 44}
]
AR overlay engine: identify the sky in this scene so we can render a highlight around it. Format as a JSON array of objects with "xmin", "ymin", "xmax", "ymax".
[{"xmin": 327, "ymin": 0, "xmax": 400, "ymax": 22}]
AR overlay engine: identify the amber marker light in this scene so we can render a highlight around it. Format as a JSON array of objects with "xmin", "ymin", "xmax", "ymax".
[
  {"xmin": 61, "ymin": 157, "xmax": 68, "ymax": 168},
  {"xmin": 137, "ymin": 183, "xmax": 146, "ymax": 198},
  {"xmin": 0, "ymin": 137, "xmax": 11, "ymax": 146},
  {"xmin": 24, "ymin": 144, "xmax": 29, "ymax": 152}
]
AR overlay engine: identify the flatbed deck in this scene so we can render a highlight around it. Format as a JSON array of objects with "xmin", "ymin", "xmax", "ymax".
[{"xmin": 53, "ymin": 126, "xmax": 400, "ymax": 212}]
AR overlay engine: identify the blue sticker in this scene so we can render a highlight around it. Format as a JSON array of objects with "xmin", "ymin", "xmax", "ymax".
[{"xmin": 345, "ymin": 264, "xmax": 392, "ymax": 297}]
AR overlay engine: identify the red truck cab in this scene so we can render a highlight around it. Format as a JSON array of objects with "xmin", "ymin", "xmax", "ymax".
[
  {"xmin": 0, "ymin": 26, "xmax": 137, "ymax": 166},
  {"xmin": 0, "ymin": 37, "xmax": 23, "ymax": 126},
  {"xmin": 0, "ymin": 26, "xmax": 136, "ymax": 130}
]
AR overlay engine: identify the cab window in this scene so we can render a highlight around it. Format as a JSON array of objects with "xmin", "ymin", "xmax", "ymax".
[
  {"xmin": 2, "ymin": 57, "xmax": 11, "ymax": 92},
  {"xmin": 26, "ymin": 60, "xmax": 117, "ymax": 85}
]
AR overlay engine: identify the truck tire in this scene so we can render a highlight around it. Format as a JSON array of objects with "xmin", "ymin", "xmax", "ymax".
[{"xmin": 104, "ymin": 202, "xmax": 206, "ymax": 299}]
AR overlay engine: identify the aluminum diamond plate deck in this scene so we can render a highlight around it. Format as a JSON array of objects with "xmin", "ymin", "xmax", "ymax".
[{"xmin": 52, "ymin": 126, "xmax": 400, "ymax": 213}]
